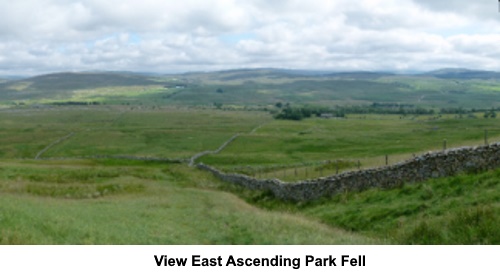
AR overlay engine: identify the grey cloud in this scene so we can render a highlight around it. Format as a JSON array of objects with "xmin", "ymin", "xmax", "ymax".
[
  {"xmin": 412, "ymin": 0, "xmax": 499, "ymax": 20},
  {"xmin": 0, "ymin": 0, "xmax": 500, "ymax": 74},
  {"xmin": 449, "ymin": 34, "xmax": 500, "ymax": 57}
]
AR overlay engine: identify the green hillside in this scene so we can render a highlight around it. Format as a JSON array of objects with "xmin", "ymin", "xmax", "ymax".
[{"xmin": 2, "ymin": 69, "xmax": 500, "ymax": 109}]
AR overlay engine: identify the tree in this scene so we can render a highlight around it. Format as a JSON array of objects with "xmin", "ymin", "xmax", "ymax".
[
  {"xmin": 484, "ymin": 109, "xmax": 497, "ymax": 119},
  {"xmin": 275, "ymin": 106, "xmax": 304, "ymax": 120},
  {"xmin": 213, "ymin": 102, "xmax": 223, "ymax": 109}
]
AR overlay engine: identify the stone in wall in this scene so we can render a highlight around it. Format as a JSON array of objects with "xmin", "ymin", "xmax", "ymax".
[{"xmin": 197, "ymin": 142, "xmax": 500, "ymax": 202}]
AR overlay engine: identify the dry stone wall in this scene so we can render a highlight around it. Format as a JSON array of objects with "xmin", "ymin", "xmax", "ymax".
[{"xmin": 197, "ymin": 142, "xmax": 500, "ymax": 201}]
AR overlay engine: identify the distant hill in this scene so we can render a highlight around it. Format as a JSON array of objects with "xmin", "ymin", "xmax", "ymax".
[
  {"xmin": 0, "ymin": 72, "xmax": 163, "ymax": 101},
  {"xmin": 0, "ymin": 76, "xmax": 24, "ymax": 84},
  {"xmin": 323, "ymin": 71, "xmax": 395, "ymax": 79},
  {"xmin": 178, "ymin": 68, "xmax": 307, "ymax": 82},
  {"xmin": 422, "ymin": 68, "xmax": 500, "ymax": 79},
  {"xmin": 178, "ymin": 68, "xmax": 395, "ymax": 82},
  {"xmin": 1, "ymin": 68, "xmax": 500, "ymax": 109},
  {"xmin": 0, "ymin": 75, "xmax": 26, "ymax": 81},
  {"xmin": 24, "ymin": 72, "xmax": 160, "ymax": 90}
]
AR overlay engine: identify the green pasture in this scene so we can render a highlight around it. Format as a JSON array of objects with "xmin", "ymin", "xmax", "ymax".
[
  {"xmin": 2, "ymin": 106, "xmax": 499, "ymax": 181},
  {"xmin": 0, "ymin": 107, "xmax": 269, "ymax": 159},
  {"xmin": 245, "ymin": 168, "xmax": 500, "ymax": 244},
  {"xmin": 201, "ymin": 114, "xmax": 500, "ymax": 181},
  {"xmin": 0, "ymin": 160, "xmax": 376, "ymax": 244},
  {"xmin": 33, "ymin": 86, "xmax": 173, "ymax": 105},
  {"xmin": 0, "ymin": 106, "xmax": 499, "ymax": 244}
]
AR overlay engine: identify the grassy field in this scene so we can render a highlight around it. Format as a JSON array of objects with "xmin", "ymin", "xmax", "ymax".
[
  {"xmin": 0, "ymin": 106, "xmax": 499, "ymax": 244},
  {"xmin": 0, "ymin": 106, "xmax": 270, "ymax": 159},
  {"xmin": 243, "ymin": 168, "xmax": 500, "ymax": 244},
  {"xmin": 201, "ymin": 113, "xmax": 500, "ymax": 181},
  {"xmin": 0, "ymin": 159, "xmax": 377, "ymax": 244}
]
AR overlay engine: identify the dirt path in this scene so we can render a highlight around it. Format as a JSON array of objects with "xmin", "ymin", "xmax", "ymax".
[
  {"xmin": 189, "ymin": 134, "xmax": 240, "ymax": 166},
  {"xmin": 35, "ymin": 132, "xmax": 75, "ymax": 160},
  {"xmin": 188, "ymin": 123, "xmax": 266, "ymax": 167},
  {"xmin": 249, "ymin": 123, "xmax": 265, "ymax": 134}
]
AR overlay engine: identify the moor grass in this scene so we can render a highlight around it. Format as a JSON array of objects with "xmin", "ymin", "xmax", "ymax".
[
  {"xmin": 243, "ymin": 168, "xmax": 500, "ymax": 244},
  {"xmin": 0, "ymin": 106, "xmax": 499, "ymax": 244},
  {"xmin": 201, "ymin": 114, "xmax": 500, "ymax": 181},
  {"xmin": 0, "ymin": 160, "xmax": 377, "ymax": 244}
]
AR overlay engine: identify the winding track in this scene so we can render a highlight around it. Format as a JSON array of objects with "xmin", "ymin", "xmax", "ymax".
[
  {"xmin": 188, "ymin": 123, "xmax": 265, "ymax": 167},
  {"xmin": 34, "ymin": 122, "xmax": 266, "ymax": 166},
  {"xmin": 188, "ymin": 134, "xmax": 240, "ymax": 166},
  {"xmin": 35, "ymin": 132, "xmax": 75, "ymax": 160}
]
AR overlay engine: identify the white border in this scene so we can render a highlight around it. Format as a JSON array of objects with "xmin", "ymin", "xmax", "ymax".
[{"xmin": 0, "ymin": 245, "xmax": 498, "ymax": 275}]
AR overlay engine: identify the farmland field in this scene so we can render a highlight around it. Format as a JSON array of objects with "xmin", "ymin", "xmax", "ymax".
[
  {"xmin": 0, "ymin": 159, "xmax": 379, "ymax": 244},
  {"xmin": 200, "ymin": 113, "xmax": 500, "ymax": 180},
  {"xmin": 0, "ymin": 106, "xmax": 269, "ymax": 159},
  {"xmin": 0, "ymin": 104, "xmax": 499, "ymax": 244}
]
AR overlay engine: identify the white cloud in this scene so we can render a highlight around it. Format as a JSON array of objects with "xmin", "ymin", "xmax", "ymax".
[
  {"xmin": 449, "ymin": 34, "xmax": 500, "ymax": 56},
  {"xmin": 0, "ymin": 0, "xmax": 500, "ymax": 74},
  {"xmin": 412, "ymin": 0, "xmax": 498, "ymax": 20}
]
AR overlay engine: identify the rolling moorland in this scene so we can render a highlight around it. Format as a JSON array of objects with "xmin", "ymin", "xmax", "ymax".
[{"xmin": 0, "ymin": 68, "xmax": 499, "ymax": 244}]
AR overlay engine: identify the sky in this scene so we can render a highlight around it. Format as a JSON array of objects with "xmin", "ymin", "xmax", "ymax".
[{"xmin": 0, "ymin": 0, "xmax": 499, "ymax": 75}]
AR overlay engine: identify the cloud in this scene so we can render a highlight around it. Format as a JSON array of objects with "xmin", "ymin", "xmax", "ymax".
[
  {"xmin": 412, "ymin": 0, "xmax": 499, "ymax": 21},
  {"xmin": 0, "ymin": 0, "xmax": 500, "ymax": 74}
]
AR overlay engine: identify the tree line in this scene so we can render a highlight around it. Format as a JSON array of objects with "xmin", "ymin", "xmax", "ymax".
[{"xmin": 273, "ymin": 102, "xmax": 499, "ymax": 121}]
